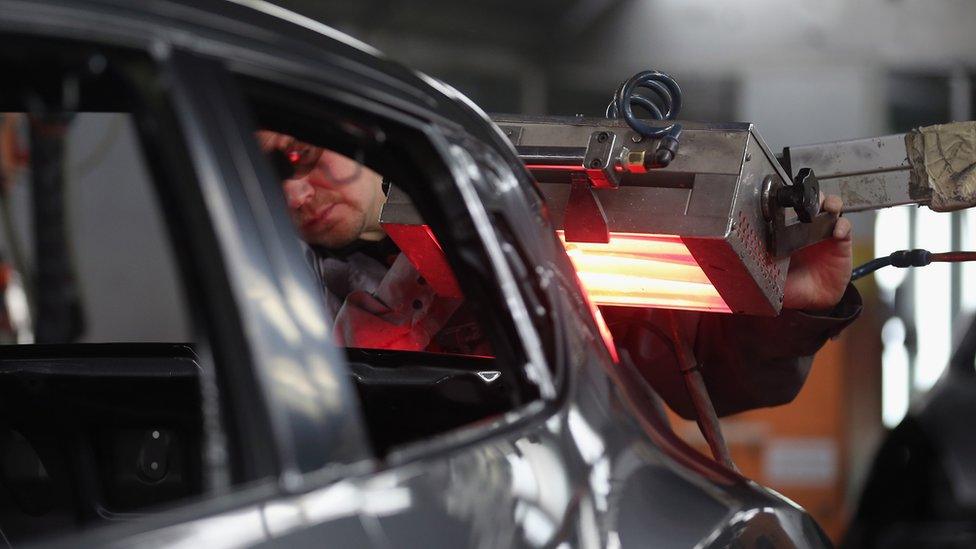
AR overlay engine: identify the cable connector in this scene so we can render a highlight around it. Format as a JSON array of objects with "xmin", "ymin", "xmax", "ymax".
[
  {"xmin": 650, "ymin": 127, "xmax": 682, "ymax": 168},
  {"xmin": 851, "ymin": 248, "xmax": 975, "ymax": 281},
  {"xmin": 888, "ymin": 249, "xmax": 931, "ymax": 268}
]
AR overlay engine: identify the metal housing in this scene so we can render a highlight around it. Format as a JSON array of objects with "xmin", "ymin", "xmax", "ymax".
[{"xmin": 493, "ymin": 115, "xmax": 792, "ymax": 316}]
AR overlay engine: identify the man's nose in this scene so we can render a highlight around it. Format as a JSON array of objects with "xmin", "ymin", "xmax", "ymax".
[{"xmin": 283, "ymin": 179, "xmax": 315, "ymax": 210}]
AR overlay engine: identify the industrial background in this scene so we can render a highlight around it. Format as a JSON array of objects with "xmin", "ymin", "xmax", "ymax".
[{"xmin": 1, "ymin": 0, "xmax": 974, "ymax": 543}]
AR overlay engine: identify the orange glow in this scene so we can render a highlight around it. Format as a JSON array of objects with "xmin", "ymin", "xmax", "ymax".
[
  {"xmin": 570, "ymin": 269, "xmax": 619, "ymax": 363},
  {"xmin": 383, "ymin": 222, "xmax": 463, "ymax": 298},
  {"xmin": 557, "ymin": 231, "xmax": 731, "ymax": 313},
  {"xmin": 524, "ymin": 164, "xmax": 585, "ymax": 171}
]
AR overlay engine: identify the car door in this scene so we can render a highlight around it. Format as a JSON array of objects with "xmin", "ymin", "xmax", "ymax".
[
  {"xmin": 0, "ymin": 14, "xmax": 832, "ymax": 548},
  {"xmin": 47, "ymin": 42, "xmax": 567, "ymax": 547},
  {"xmin": 203, "ymin": 46, "xmax": 598, "ymax": 548},
  {"xmin": 179, "ymin": 49, "xmax": 829, "ymax": 549},
  {"xmin": 0, "ymin": 12, "xmax": 381, "ymax": 546}
]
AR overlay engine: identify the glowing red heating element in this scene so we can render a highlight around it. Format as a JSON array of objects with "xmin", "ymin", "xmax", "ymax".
[
  {"xmin": 385, "ymin": 221, "xmax": 622, "ymax": 361},
  {"xmin": 382, "ymin": 222, "xmax": 463, "ymax": 298},
  {"xmin": 557, "ymin": 231, "xmax": 732, "ymax": 314}
]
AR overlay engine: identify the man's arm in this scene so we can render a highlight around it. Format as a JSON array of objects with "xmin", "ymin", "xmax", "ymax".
[
  {"xmin": 606, "ymin": 286, "xmax": 861, "ymax": 419},
  {"xmin": 606, "ymin": 194, "xmax": 859, "ymax": 418}
]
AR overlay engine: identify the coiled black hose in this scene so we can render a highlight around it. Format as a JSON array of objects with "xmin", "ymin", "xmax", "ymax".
[{"xmin": 606, "ymin": 70, "xmax": 683, "ymax": 167}]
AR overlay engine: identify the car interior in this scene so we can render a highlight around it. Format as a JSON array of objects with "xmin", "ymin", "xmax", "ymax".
[
  {"xmin": 242, "ymin": 81, "xmax": 541, "ymax": 447},
  {"xmin": 0, "ymin": 343, "xmax": 520, "ymax": 539}
]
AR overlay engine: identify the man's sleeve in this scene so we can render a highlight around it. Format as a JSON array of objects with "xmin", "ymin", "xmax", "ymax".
[{"xmin": 605, "ymin": 284, "xmax": 862, "ymax": 419}]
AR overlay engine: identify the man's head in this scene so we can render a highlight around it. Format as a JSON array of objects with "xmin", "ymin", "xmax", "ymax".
[{"xmin": 257, "ymin": 130, "xmax": 386, "ymax": 248}]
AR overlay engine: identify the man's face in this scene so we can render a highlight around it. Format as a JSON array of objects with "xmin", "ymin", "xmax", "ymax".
[{"xmin": 258, "ymin": 131, "xmax": 385, "ymax": 248}]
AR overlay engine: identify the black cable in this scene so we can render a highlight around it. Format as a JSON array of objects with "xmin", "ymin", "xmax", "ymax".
[
  {"xmin": 851, "ymin": 256, "xmax": 893, "ymax": 280},
  {"xmin": 605, "ymin": 70, "xmax": 683, "ymax": 167},
  {"xmin": 852, "ymin": 249, "xmax": 976, "ymax": 281},
  {"xmin": 605, "ymin": 70, "xmax": 682, "ymax": 136}
]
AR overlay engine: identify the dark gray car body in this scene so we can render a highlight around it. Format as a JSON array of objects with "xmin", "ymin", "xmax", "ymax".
[{"xmin": 0, "ymin": 1, "xmax": 829, "ymax": 547}]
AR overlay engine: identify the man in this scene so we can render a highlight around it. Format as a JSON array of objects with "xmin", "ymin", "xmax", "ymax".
[
  {"xmin": 258, "ymin": 130, "xmax": 861, "ymax": 417},
  {"xmin": 258, "ymin": 131, "xmax": 483, "ymax": 354}
]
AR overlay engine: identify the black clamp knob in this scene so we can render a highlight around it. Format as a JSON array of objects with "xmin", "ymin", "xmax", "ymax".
[{"xmin": 776, "ymin": 167, "xmax": 820, "ymax": 223}]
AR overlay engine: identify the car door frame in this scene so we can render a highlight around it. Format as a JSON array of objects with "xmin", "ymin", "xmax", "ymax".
[
  {"xmin": 61, "ymin": 43, "xmax": 574, "ymax": 549},
  {"xmin": 155, "ymin": 48, "xmax": 375, "ymax": 481}
]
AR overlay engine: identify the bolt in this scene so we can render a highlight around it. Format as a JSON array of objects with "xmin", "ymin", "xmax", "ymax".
[
  {"xmin": 152, "ymin": 430, "xmax": 160, "ymax": 439},
  {"xmin": 590, "ymin": 159, "xmax": 602, "ymax": 168},
  {"xmin": 150, "ymin": 462, "xmax": 159, "ymax": 471},
  {"xmin": 596, "ymin": 132, "xmax": 609, "ymax": 143}
]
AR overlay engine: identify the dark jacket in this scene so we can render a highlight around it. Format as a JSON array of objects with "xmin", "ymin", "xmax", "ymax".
[
  {"xmin": 603, "ymin": 284, "xmax": 862, "ymax": 418},
  {"xmin": 310, "ymin": 239, "xmax": 863, "ymax": 418}
]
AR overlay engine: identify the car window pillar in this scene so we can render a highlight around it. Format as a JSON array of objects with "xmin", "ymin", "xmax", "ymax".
[{"xmin": 161, "ymin": 50, "xmax": 373, "ymax": 483}]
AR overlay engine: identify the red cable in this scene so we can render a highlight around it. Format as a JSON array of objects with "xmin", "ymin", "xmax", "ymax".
[{"xmin": 930, "ymin": 251, "xmax": 976, "ymax": 263}]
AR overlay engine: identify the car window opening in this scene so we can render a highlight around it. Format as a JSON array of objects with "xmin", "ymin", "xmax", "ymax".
[{"xmin": 243, "ymin": 84, "xmax": 543, "ymax": 455}]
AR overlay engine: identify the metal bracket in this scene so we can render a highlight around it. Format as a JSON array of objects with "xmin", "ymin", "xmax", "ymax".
[
  {"xmin": 781, "ymin": 132, "xmax": 924, "ymax": 212},
  {"xmin": 497, "ymin": 125, "xmax": 523, "ymax": 146},
  {"xmin": 564, "ymin": 172, "xmax": 610, "ymax": 243},
  {"xmin": 583, "ymin": 130, "xmax": 623, "ymax": 188},
  {"xmin": 763, "ymin": 174, "xmax": 838, "ymax": 258}
]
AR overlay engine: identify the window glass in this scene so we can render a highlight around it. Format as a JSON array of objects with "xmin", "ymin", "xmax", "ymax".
[
  {"xmin": 0, "ymin": 43, "xmax": 238, "ymax": 544},
  {"xmin": 0, "ymin": 109, "xmax": 210, "ymax": 543},
  {"xmin": 255, "ymin": 128, "xmax": 492, "ymax": 356},
  {"xmin": 241, "ymin": 80, "xmax": 541, "ymax": 455},
  {"xmin": 0, "ymin": 113, "xmax": 190, "ymax": 344}
]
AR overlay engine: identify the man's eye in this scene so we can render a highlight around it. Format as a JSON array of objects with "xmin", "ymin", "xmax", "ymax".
[
  {"xmin": 280, "ymin": 145, "xmax": 323, "ymax": 179},
  {"xmin": 286, "ymin": 147, "xmax": 314, "ymax": 165}
]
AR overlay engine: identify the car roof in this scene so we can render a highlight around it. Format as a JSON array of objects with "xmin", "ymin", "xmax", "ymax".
[{"xmin": 0, "ymin": 0, "xmax": 501, "ymax": 140}]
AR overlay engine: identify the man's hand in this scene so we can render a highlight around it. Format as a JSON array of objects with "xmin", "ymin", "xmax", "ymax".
[{"xmin": 782, "ymin": 194, "xmax": 853, "ymax": 312}]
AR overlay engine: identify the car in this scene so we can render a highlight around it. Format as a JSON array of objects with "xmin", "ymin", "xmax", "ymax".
[
  {"xmin": 843, "ymin": 314, "xmax": 976, "ymax": 548},
  {"xmin": 0, "ymin": 0, "xmax": 831, "ymax": 547}
]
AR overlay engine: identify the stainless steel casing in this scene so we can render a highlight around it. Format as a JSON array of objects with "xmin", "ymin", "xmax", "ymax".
[{"xmin": 492, "ymin": 115, "xmax": 791, "ymax": 316}]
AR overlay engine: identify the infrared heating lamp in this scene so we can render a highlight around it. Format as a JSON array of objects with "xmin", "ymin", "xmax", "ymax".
[
  {"xmin": 493, "ymin": 115, "xmax": 976, "ymax": 315},
  {"xmin": 379, "ymin": 117, "xmax": 828, "ymax": 317},
  {"xmin": 556, "ymin": 231, "xmax": 730, "ymax": 313},
  {"xmin": 382, "ymin": 114, "xmax": 976, "ymax": 317},
  {"xmin": 492, "ymin": 115, "xmax": 836, "ymax": 316}
]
